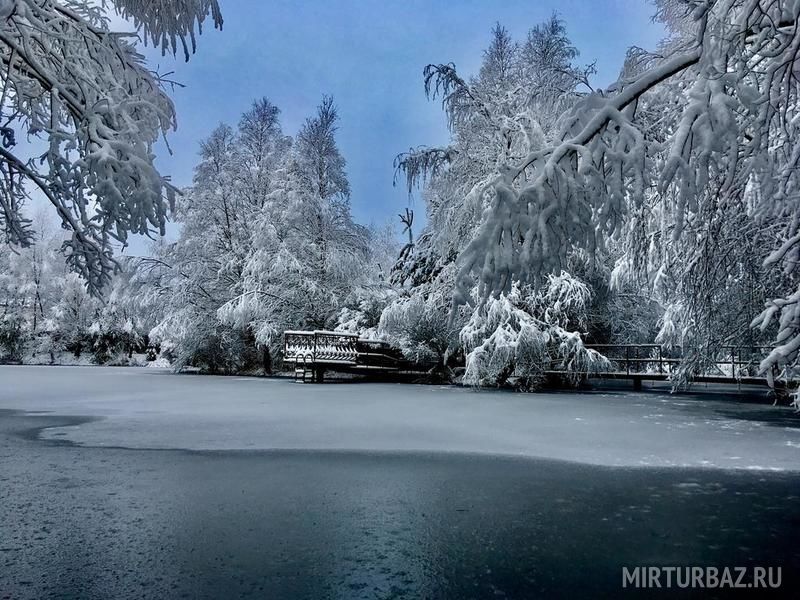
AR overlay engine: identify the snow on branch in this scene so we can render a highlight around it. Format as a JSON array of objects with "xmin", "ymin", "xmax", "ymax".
[
  {"xmin": 423, "ymin": 63, "xmax": 495, "ymax": 130},
  {"xmin": 0, "ymin": 0, "xmax": 216, "ymax": 293},
  {"xmin": 461, "ymin": 276, "xmax": 609, "ymax": 389},
  {"xmin": 111, "ymin": 0, "xmax": 223, "ymax": 61},
  {"xmin": 453, "ymin": 47, "xmax": 702, "ymax": 305},
  {"xmin": 452, "ymin": 0, "xmax": 800, "ymax": 312}
]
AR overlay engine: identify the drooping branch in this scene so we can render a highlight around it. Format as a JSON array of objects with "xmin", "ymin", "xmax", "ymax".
[
  {"xmin": 512, "ymin": 49, "xmax": 702, "ymax": 180},
  {"xmin": 423, "ymin": 63, "xmax": 494, "ymax": 129},
  {"xmin": 393, "ymin": 146, "xmax": 456, "ymax": 194}
]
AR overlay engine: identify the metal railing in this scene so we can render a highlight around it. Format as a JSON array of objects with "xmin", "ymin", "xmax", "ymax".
[{"xmin": 584, "ymin": 344, "xmax": 775, "ymax": 381}]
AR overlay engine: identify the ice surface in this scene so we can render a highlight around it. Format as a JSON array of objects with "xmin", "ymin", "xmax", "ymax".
[{"xmin": 1, "ymin": 366, "xmax": 798, "ymax": 470}]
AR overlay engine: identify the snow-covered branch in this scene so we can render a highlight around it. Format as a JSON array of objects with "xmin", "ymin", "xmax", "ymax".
[{"xmin": 0, "ymin": 0, "xmax": 222, "ymax": 293}]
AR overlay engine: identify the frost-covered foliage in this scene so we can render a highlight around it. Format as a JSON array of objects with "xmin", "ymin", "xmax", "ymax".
[
  {"xmin": 5, "ymin": 2, "xmax": 797, "ymax": 398},
  {"xmin": 0, "ymin": 213, "xmax": 150, "ymax": 364},
  {"xmin": 113, "ymin": 0, "xmax": 222, "ymax": 60},
  {"xmin": 148, "ymin": 97, "xmax": 382, "ymax": 373},
  {"xmin": 45, "ymin": 272, "xmax": 97, "ymax": 356},
  {"xmin": 599, "ymin": 1, "xmax": 800, "ymax": 393},
  {"xmin": 214, "ymin": 97, "xmax": 374, "ymax": 365},
  {"xmin": 461, "ymin": 274, "xmax": 608, "ymax": 388},
  {"xmin": 85, "ymin": 269, "xmax": 148, "ymax": 363},
  {"xmin": 0, "ymin": 0, "xmax": 222, "ymax": 293},
  {"xmin": 1, "ymin": 214, "xmax": 64, "ymax": 360},
  {"xmin": 145, "ymin": 98, "xmax": 292, "ymax": 372}
]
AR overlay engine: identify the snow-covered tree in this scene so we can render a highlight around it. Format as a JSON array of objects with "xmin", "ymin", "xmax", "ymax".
[
  {"xmin": 148, "ymin": 98, "xmax": 288, "ymax": 372},
  {"xmin": 216, "ymin": 97, "xmax": 371, "ymax": 364},
  {"xmin": 334, "ymin": 221, "xmax": 400, "ymax": 337},
  {"xmin": 149, "ymin": 96, "xmax": 375, "ymax": 373},
  {"xmin": 394, "ymin": 15, "xmax": 592, "ymax": 293},
  {"xmin": 396, "ymin": 5, "xmax": 800, "ymax": 397},
  {"xmin": 44, "ymin": 271, "xmax": 98, "ymax": 357},
  {"xmin": 0, "ymin": 211, "xmax": 66, "ymax": 361},
  {"xmin": 0, "ymin": 250, "xmax": 29, "ymax": 361},
  {"xmin": 389, "ymin": 17, "xmax": 603, "ymax": 381},
  {"xmin": 378, "ymin": 284, "xmax": 464, "ymax": 370},
  {"xmin": 87, "ymin": 266, "xmax": 149, "ymax": 363},
  {"xmin": 0, "ymin": 0, "xmax": 222, "ymax": 292},
  {"xmin": 0, "ymin": 206, "xmax": 156, "ymax": 364}
]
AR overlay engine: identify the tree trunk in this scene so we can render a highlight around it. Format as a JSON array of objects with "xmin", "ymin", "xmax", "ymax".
[{"xmin": 263, "ymin": 347, "xmax": 273, "ymax": 375}]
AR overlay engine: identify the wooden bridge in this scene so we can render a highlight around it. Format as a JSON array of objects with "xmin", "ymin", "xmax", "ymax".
[
  {"xmin": 283, "ymin": 332, "xmax": 782, "ymax": 389},
  {"xmin": 580, "ymin": 344, "xmax": 778, "ymax": 390}
]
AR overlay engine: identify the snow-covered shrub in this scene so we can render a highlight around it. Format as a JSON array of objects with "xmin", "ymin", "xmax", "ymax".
[
  {"xmin": 378, "ymin": 288, "xmax": 464, "ymax": 368},
  {"xmin": 151, "ymin": 312, "xmax": 260, "ymax": 374},
  {"xmin": 191, "ymin": 326, "xmax": 261, "ymax": 374},
  {"xmin": 0, "ymin": 313, "xmax": 27, "ymax": 363},
  {"xmin": 336, "ymin": 288, "xmax": 398, "ymax": 337},
  {"xmin": 85, "ymin": 274, "xmax": 149, "ymax": 364},
  {"xmin": 87, "ymin": 319, "xmax": 144, "ymax": 365},
  {"xmin": 461, "ymin": 274, "xmax": 608, "ymax": 389},
  {"xmin": 460, "ymin": 288, "xmax": 548, "ymax": 388}
]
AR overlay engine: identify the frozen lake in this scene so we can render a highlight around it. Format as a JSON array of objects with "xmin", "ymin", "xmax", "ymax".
[
  {"xmin": 1, "ymin": 365, "xmax": 799, "ymax": 469},
  {"xmin": 2, "ymin": 366, "xmax": 800, "ymax": 598}
]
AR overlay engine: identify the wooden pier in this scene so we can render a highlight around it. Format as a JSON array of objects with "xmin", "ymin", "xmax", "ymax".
[
  {"xmin": 283, "ymin": 332, "xmax": 785, "ymax": 390},
  {"xmin": 283, "ymin": 330, "xmax": 421, "ymax": 382}
]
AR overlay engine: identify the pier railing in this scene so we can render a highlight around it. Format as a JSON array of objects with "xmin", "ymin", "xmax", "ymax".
[
  {"xmin": 284, "ymin": 330, "xmax": 360, "ymax": 365},
  {"xmin": 584, "ymin": 344, "xmax": 773, "ymax": 378}
]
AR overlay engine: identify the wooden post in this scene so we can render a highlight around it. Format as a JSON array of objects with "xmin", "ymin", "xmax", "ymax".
[{"xmin": 626, "ymin": 345, "xmax": 630, "ymax": 375}]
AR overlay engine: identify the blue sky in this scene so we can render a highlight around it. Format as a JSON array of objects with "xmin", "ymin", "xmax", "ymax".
[{"xmin": 136, "ymin": 0, "xmax": 664, "ymax": 247}]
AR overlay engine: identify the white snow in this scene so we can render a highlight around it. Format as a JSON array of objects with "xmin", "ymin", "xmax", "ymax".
[{"xmin": 1, "ymin": 366, "xmax": 798, "ymax": 470}]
